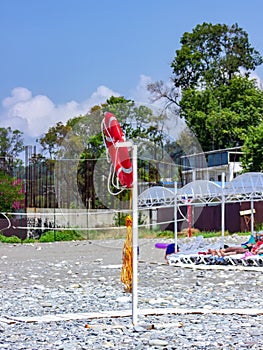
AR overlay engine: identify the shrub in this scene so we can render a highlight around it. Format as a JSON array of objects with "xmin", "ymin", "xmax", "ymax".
[
  {"xmin": 156, "ymin": 230, "xmax": 174, "ymax": 238},
  {"xmin": 39, "ymin": 230, "xmax": 83, "ymax": 242},
  {"xmin": 0, "ymin": 234, "xmax": 21, "ymax": 243}
]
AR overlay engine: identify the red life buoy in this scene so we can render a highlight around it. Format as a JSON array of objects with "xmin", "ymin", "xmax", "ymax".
[{"xmin": 103, "ymin": 112, "xmax": 133, "ymax": 188}]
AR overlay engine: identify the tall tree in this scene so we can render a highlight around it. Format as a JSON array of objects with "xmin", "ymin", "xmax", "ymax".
[
  {"xmin": 38, "ymin": 96, "xmax": 175, "ymax": 209},
  {"xmin": 171, "ymin": 22, "xmax": 263, "ymax": 89},
  {"xmin": 148, "ymin": 22, "xmax": 263, "ymax": 152},
  {"xmin": 37, "ymin": 122, "xmax": 71, "ymax": 159},
  {"xmin": 180, "ymin": 76, "xmax": 263, "ymax": 151},
  {"xmin": 0, "ymin": 127, "xmax": 24, "ymax": 174}
]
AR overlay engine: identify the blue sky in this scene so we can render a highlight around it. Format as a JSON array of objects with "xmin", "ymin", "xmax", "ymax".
[{"xmin": 1, "ymin": 0, "xmax": 263, "ymax": 142}]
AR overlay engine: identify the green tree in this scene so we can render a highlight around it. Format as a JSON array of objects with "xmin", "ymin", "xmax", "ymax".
[
  {"xmin": 148, "ymin": 22, "xmax": 263, "ymax": 153},
  {"xmin": 180, "ymin": 76, "xmax": 263, "ymax": 151},
  {"xmin": 38, "ymin": 96, "xmax": 175, "ymax": 209},
  {"xmin": 37, "ymin": 122, "xmax": 71, "ymax": 159},
  {"xmin": 0, "ymin": 127, "xmax": 24, "ymax": 174},
  {"xmin": 241, "ymin": 123, "xmax": 263, "ymax": 172},
  {"xmin": 0, "ymin": 171, "xmax": 24, "ymax": 212},
  {"xmin": 171, "ymin": 22, "xmax": 263, "ymax": 89}
]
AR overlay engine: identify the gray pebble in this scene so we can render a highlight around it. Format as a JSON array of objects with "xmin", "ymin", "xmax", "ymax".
[{"xmin": 0, "ymin": 238, "xmax": 263, "ymax": 349}]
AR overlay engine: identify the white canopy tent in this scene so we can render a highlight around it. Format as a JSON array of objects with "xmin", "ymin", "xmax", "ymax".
[
  {"xmin": 138, "ymin": 186, "xmax": 175, "ymax": 208},
  {"xmin": 224, "ymin": 172, "xmax": 263, "ymax": 201},
  {"xmin": 138, "ymin": 172, "xmax": 263, "ymax": 249},
  {"xmin": 177, "ymin": 180, "xmax": 223, "ymax": 204}
]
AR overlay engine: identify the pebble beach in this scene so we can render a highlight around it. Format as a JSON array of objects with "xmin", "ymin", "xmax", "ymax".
[{"xmin": 0, "ymin": 236, "xmax": 263, "ymax": 349}]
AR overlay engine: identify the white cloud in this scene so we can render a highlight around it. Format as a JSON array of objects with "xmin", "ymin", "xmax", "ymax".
[
  {"xmin": 249, "ymin": 70, "xmax": 263, "ymax": 89},
  {"xmin": 2, "ymin": 87, "xmax": 32, "ymax": 108},
  {"xmin": 0, "ymin": 85, "xmax": 120, "ymax": 141},
  {"xmin": 2, "ymin": 71, "xmax": 262, "ymax": 146},
  {"xmin": 0, "ymin": 78, "xmax": 170, "ymax": 145},
  {"xmin": 130, "ymin": 74, "xmax": 153, "ymax": 103},
  {"xmin": 239, "ymin": 68, "xmax": 263, "ymax": 89},
  {"xmin": 130, "ymin": 74, "xmax": 176, "ymax": 110}
]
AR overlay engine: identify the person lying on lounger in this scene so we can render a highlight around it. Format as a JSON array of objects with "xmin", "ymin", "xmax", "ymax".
[
  {"xmin": 208, "ymin": 232, "xmax": 263, "ymax": 257},
  {"xmin": 250, "ymin": 235, "xmax": 263, "ymax": 255},
  {"xmin": 208, "ymin": 246, "xmax": 249, "ymax": 257}
]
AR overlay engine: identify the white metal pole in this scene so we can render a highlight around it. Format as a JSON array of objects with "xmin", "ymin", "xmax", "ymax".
[
  {"xmin": 115, "ymin": 141, "xmax": 138, "ymax": 324},
  {"xmin": 221, "ymin": 172, "xmax": 225, "ymax": 248},
  {"xmin": 174, "ymin": 181, "xmax": 178, "ymax": 252},
  {"xmin": 132, "ymin": 144, "xmax": 138, "ymax": 326}
]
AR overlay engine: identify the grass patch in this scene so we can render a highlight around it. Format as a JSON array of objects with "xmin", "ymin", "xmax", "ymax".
[
  {"xmin": 0, "ymin": 228, "xmax": 253, "ymax": 244},
  {"xmin": 39, "ymin": 230, "xmax": 84, "ymax": 242},
  {"xmin": 0, "ymin": 234, "xmax": 22, "ymax": 244},
  {"xmin": 0, "ymin": 230, "xmax": 84, "ymax": 244},
  {"xmin": 156, "ymin": 230, "xmax": 174, "ymax": 238}
]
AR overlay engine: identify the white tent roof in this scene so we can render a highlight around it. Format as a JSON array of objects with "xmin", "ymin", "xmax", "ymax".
[
  {"xmin": 138, "ymin": 172, "xmax": 263, "ymax": 208},
  {"xmin": 224, "ymin": 172, "xmax": 263, "ymax": 201},
  {"xmin": 177, "ymin": 180, "xmax": 222, "ymax": 204},
  {"xmin": 138, "ymin": 186, "xmax": 175, "ymax": 207}
]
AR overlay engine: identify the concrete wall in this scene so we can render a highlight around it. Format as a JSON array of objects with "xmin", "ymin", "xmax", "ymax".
[{"xmin": 25, "ymin": 208, "xmax": 150, "ymax": 230}]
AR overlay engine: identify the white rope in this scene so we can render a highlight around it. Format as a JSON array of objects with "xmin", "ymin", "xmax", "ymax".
[
  {"xmin": 178, "ymin": 205, "xmax": 188, "ymax": 222},
  {"xmin": 12, "ymin": 219, "xmax": 180, "ymax": 231},
  {"xmin": 5, "ymin": 206, "xmax": 184, "ymax": 216},
  {"xmin": 107, "ymin": 163, "xmax": 124, "ymax": 196},
  {"xmin": 101, "ymin": 116, "xmax": 127, "ymax": 196},
  {"xmin": 0, "ymin": 213, "xmax": 11, "ymax": 232},
  {"xmin": 4, "ymin": 307, "xmax": 263, "ymax": 324},
  {"xmin": 101, "ymin": 118, "xmax": 111, "ymax": 163}
]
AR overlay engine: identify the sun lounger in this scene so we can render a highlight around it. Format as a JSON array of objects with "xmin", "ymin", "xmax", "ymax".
[
  {"xmin": 167, "ymin": 252, "xmax": 211, "ymax": 265},
  {"xmin": 223, "ymin": 254, "xmax": 245, "ymax": 266},
  {"xmin": 166, "ymin": 234, "xmax": 263, "ymax": 268},
  {"xmin": 242, "ymin": 255, "xmax": 263, "ymax": 267}
]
